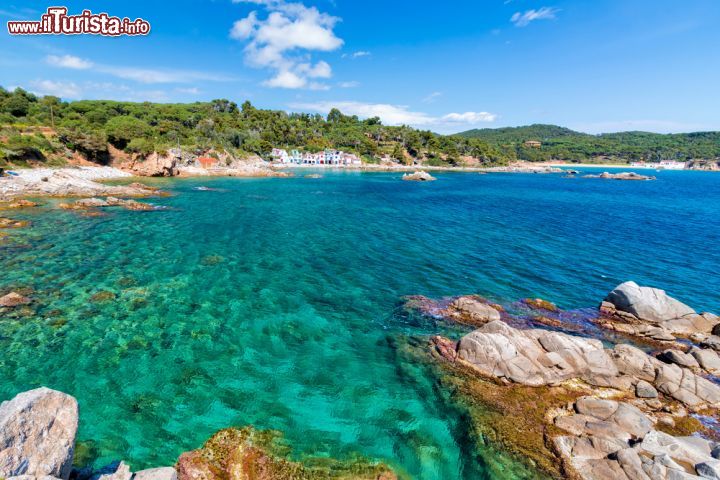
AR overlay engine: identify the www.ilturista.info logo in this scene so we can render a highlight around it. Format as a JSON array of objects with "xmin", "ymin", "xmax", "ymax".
[{"xmin": 7, "ymin": 7, "xmax": 151, "ymax": 36}]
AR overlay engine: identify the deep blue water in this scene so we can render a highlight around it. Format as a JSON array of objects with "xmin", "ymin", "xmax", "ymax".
[{"xmin": 0, "ymin": 168, "xmax": 718, "ymax": 479}]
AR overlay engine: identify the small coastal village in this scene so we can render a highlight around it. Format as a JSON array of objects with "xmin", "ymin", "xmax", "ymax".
[{"xmin": 269, "ymin": 148, "xmax": 363, "ymax": 166}]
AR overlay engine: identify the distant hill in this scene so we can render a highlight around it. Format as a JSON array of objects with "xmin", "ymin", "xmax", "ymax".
[
  {"xmin": 457, "ymin": 124, "xmax": 588, "ymax": 142},
  {"xmin": 455, "ymin": 124, "xmax": 720, "ymax": 163}
]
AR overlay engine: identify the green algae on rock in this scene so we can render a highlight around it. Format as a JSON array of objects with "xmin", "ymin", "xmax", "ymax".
[{"xmin": 176, "ymin": 427, "xmax": 398, "ymax": 480}]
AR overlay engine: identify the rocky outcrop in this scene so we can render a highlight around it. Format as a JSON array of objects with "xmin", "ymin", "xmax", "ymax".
[
  {"xmin": 448, "ymin": 320, "xmax": 720, "ymax": 410},
  {"xmin": 0, "ymin": 217, "xmax": 29, "ymax": 229},
  {"xmin": 599, "ymin": 281, "xmax": 720, "ymax": 341},
  {"xmin": 554, "ymin": 397, "xmax": 720, "ymax": 480},
  {"xmin": 402, "ymin": 171, "xmax": 436, "ymax": 182},
  {"xmin": 456, "ymin": 320, "xmax": 623, "ymax": 388},
  {"xmin": 444, "ymin": 296, "xmax": 502, "ymax": 326},
  {"xmin": 176, "ymin": 428, "xmax": 395, "ymax": 480},
  {"xmin": 125, "ymin": 153, "xmax": 179, "ymax": 177},
  {"xmin": 59, "ymin": 197, "xmax": 156, "ymax": 212},
  {"xmin": 0, "ymin": 291, "xmax": 32, "ymax": 307},
  {"xmin": 0, "ymin": 167, "xmax": 158, "ymax": 199},
  {"xmin": 583, "ymin": 172, "xmax": 656, "ymax": 180},
  {"xmin": 0, "ymin": 388, "xmax": 78, "ymax": 480},
  {"xmin": 0, "ymin": 199, "xmax": 39, "ymax": 209}
]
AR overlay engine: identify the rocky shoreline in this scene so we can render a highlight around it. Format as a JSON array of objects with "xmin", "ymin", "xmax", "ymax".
[{"xmin": 408, "ymin": 282, "xmax": 720, "ymax": 479}]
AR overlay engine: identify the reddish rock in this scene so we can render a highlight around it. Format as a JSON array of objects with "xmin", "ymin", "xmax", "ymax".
[
  {"xmin": 0, "ymin": 292, "xmax": 32, "ymax": 307},
  {"xmin": 430, "ymin": 336, "xmax": 458, "ymax": 362},
  {"xmin": 522, "ymin": 298, "xmax": 559, "ymax": 312}
]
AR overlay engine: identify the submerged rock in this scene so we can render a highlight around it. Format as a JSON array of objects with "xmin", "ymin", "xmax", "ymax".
[
  {"xmin": 0, "ymin": 291, "xmax": 32, "ymax": 307},
  {"xmin": 59, "ymin": 197, "xmax": 156, "ymax": 213},
  {"xmin": 0, "ymin": 388, "xmax": 78, "ymax": 480},
  {"xmin": 402, "ymin": 171, "xmax": 436, "ymax": 182},
  {"xmin": 176, "ymin": 427, "xmax": 396, "ymax": 480},
  {"xmin": 1, "ymin": 199, "xmax": 39, "ymax": 209},
  {"xmin": 522, "ymin": 298, "xmax": 560, "ymax": 312},
  {"xmin": 0, "ymin": 217, "xmax": 29, "ymax": 229}
]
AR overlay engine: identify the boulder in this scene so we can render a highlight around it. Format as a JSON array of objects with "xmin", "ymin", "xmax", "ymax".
[
  {"xmin": 456, "ymin": 320, "xmax": 620, "ymax": 387},
  {"xmin": 133, "ymin": 467, "xmax": 177, "ymax": 480},
  {"xmin": 555, "ymin": 398, "xmax": 720, "ymax": 480},
  {"xmin": 447, "ymin": 296, "xmax": 501, "ymax": 326},
  {"xmin": 583, "ymin": 172, "xmax": 656, "ymax": 181},
  {"xmin": 602, "ymin": 282, "xmax": 719, "ymax": 338},
  {"xmin": 402, "ymin": 171, "xmax": 436, "ymax": 182},
  {"xmin": 605, "ymin": 281, "xmax": 697, "ymax": 325},
  {"xmin": 636, "ymin": 380, "xmax": 658, "ymax": 399},
  {"xmin": 696, "ymin": 460, "xmax": 720, "ymax": 479},
  {"xmin": 90, "ymin": 462, "xmax": 132, "ymax": 480},
  {"xmin": 0, "ymin": 388, "xmax": 78, "ymax": 480},
  {"xmin": 0, "ymin": 292, "xmax": 32, "ymax": 307},
  {"xmin": 658, "ymin": 350, "xmax": 700, "ymax": 369},
  {"xmin": 691, "ymin": 348, "xmax": 720, "ymax": 374}
]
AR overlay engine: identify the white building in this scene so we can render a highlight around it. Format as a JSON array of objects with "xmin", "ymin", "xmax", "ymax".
[
  {"xmin": 629, "ymin": 160, "xmax": 686, "ymax": 170},
  {"xmin": 271, "ymin": 148, "xmax": 362, "ymax": 166},
  {"xmin": 271, "ymin": 148, "xmax": 290, "ymax": 163}
]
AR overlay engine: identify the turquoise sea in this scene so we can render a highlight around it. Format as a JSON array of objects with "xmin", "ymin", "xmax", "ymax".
[{"xmin": 1, "ymin": 169, "xmax": 719, "ymax": 479}]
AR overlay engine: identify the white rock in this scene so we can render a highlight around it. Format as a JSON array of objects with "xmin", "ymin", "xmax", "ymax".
[
  {"xmin": 0, "ymin": 388, "xmax": 78, "ymax": 480},
  {"xmin": 133, "ymin": 467, "xmax": 177, "ymax": 480}
]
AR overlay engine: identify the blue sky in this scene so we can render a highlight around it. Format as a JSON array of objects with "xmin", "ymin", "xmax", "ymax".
[{"xmin": 1, "ymin": 0, "xmax": 719, "ymax": 134}]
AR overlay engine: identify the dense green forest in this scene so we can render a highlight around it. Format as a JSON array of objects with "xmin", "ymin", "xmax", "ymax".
[
  {"xmin": 0, "ymin": 87, "xmax": 507, "ymax": 167},
  {"xmin": 459, "ymin": 125, "xmax": 720, "ymax": 162},
  {"xmin": 1, "ymin": 86, "xmax": 718, "ymax": 168}
]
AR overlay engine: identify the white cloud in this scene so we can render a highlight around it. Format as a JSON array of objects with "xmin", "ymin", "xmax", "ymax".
[
  {"xmin": 46, "ymin": 55, "xmax": 93, "ymax": 69},
  {"xmin": 45, "ymin": 54, "xmax": 235, "ymax": 84},
  {"xmin": 338, "ymin": 81, "xmax": 360, "ymax": 88},
  {"xmin": 264, "ymin": 70, "xmax": 307, "ymax": 88},
  {"xmin": 230, "ymin": 0, "xmax": 343, "ymax": 89},
  {"xmin": 511, "ymin": 7, "xmax": 559, "ymax": 27},
  {"xmin": 176, "ymin": 87, "xmax": 201, "ymax": 94},
  {"xmin": 29, "ymin": 80, "xmax": 81, "ymax": 99},
  {"xmin": 297, "ymin": 60, "xmax": 332, "ymax": 78},
  {"xmin": 289, "ymin": 101, "xmax": 498, "ymax": 130},
  {"xmin": 442, "ymin": 112, "xmax": 497, "ymax": 123},
  {"xmin": 422, "ymin": 91, "xmax": 443, "ymax": 103},
  {"xmin": 342, "ymin": 50, "xmax": 371, "ymax": 59},
  {"xmin": 100, "ymin": 66, "xmax": 232, "ymax": 84},
  {"xmin": 29, "ymin": 80, "xmax": 170, "ymax": 102}
]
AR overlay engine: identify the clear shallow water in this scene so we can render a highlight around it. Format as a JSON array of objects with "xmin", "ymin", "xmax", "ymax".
[{"xmin": 1, "ymin": 169, "xmax": 719, "ymax": 479}]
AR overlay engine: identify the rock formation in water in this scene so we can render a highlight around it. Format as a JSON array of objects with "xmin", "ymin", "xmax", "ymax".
[
  {"xmin": 402, "ymin": 171, "xmax": 436, "ymax": 182},
  {"xmin": 415, "ymin": 285, "xmax": 720, "ymax": 480},
  {"xmin": 0, "ymin": 291, "xmax": 32, "ymax": 307},
  {"xmin": 58, "ymin": 196, "xmax": 157, "ymax": 212},
  {"xmin": 582, "ymin": 172, "xmax": 656, "ymax": 180},
  {"xmin": 598, "ymin": 281, "xmax": 720, "ymax": 342}
]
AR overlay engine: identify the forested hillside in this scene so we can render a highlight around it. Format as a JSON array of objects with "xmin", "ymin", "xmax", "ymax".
[
  {"xmin": 0, "ymin": 87, "xmax": 506, "ymax": 168},
  {"xmin": 1, "ymin": 86, "xmax": 718, "ymax": 169},
  {"xmin": 459, "ymin": 124, "xmax": 720, "ymax": 163}
]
